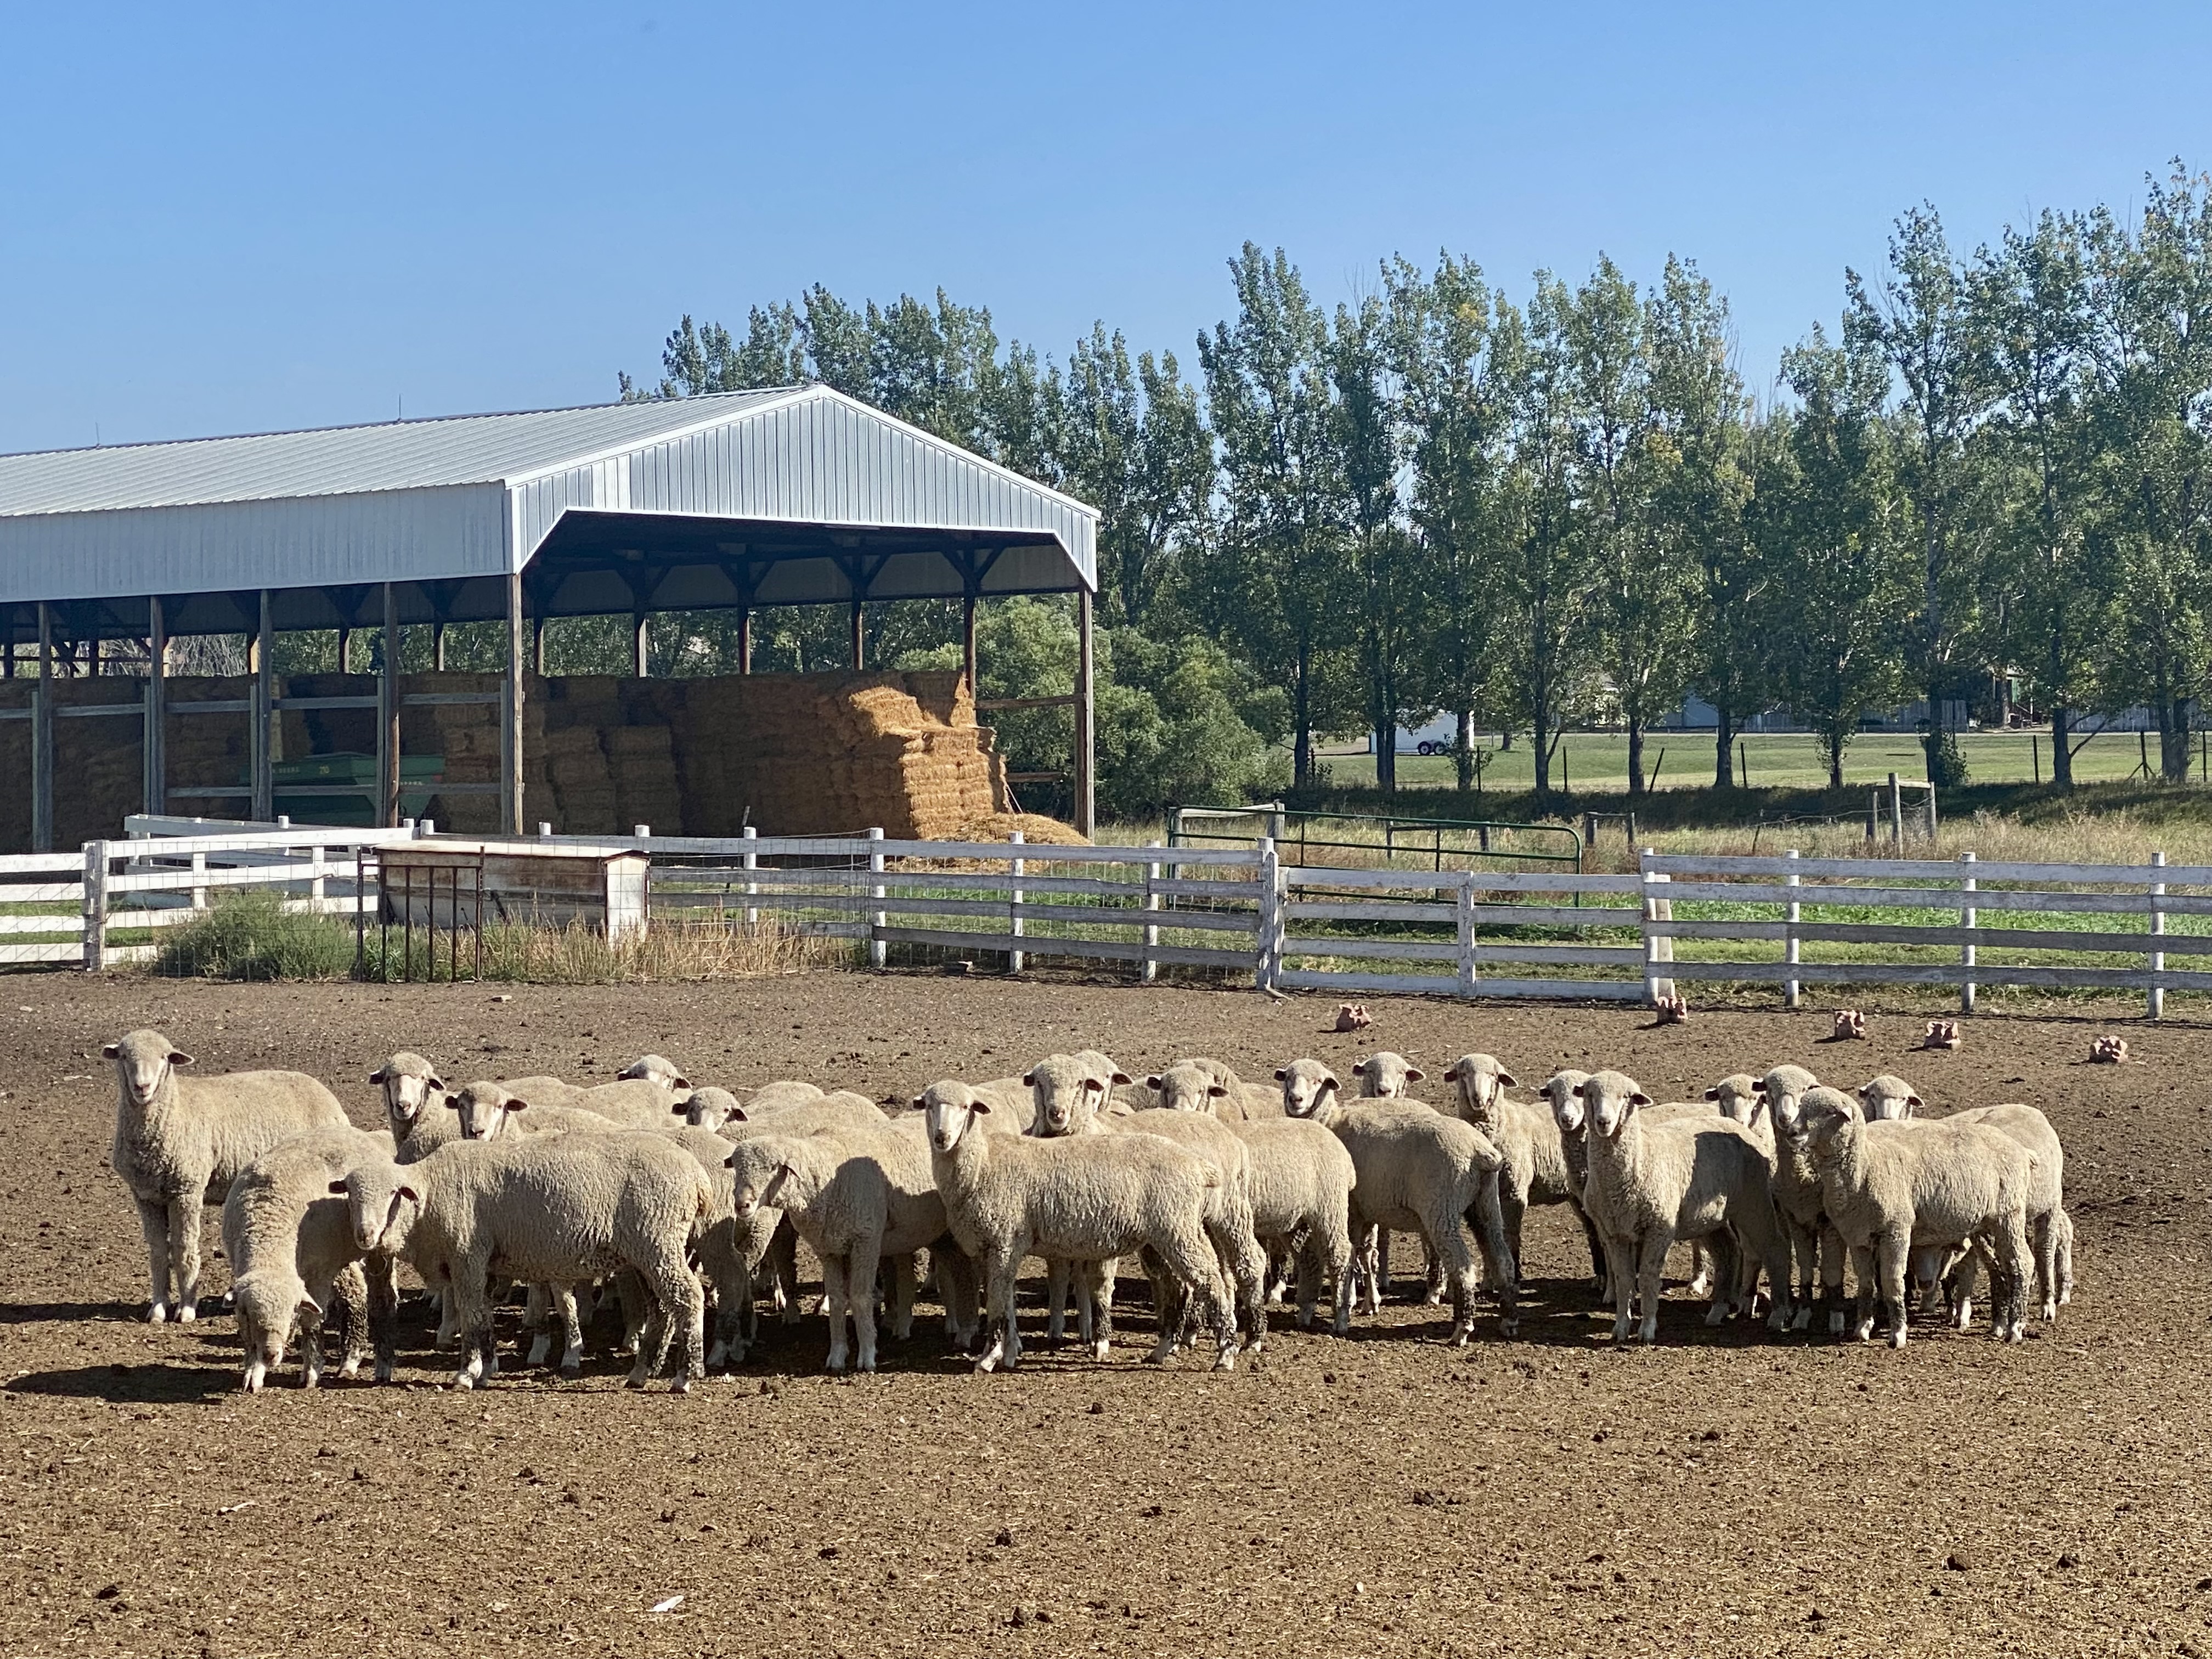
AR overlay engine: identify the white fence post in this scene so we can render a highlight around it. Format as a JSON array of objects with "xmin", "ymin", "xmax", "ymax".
[
  {"xmin": 1008, "ymin": 831, "xmax": 1025, "ymax": 975},
  {"xmin": 741, "ymin": 825, "xmax": 759, "ymax": 927},
  {"xmin": 81, "ymin": 841, "xmax": 109, "ymax": 972},
  {"xmin": 1255, "ymin": 836, "xmax": 1280, "ymax": 992},
  {"xmin": 1784, "ymin": 848, "xmax": 1801, "ymax": 1011},
  {"xmin": 1640, "ymin": 848, "xmax": 1674, "ymax": 1006},
  {"xmin": 867, "ymin": 827, "xmax": 887, "ymax": 970},
  {"xmin": 1959, "ymin": 851, "xmax": 1977, "ymax": 1014},
  {"xmin": 2149, "ymin": 850, "xmax": 2166, "ymax": 1020},
  {"xmin": 1142, "ymin": 840, "xmax": 1163, "ymax": 985},
  {"xmin": 308, "ymin": 842, "xmax": 327, "ymax": 908},
  {"xmin": 189, "ymin": 849, "xmax": 207, "ymax": 911},
  {"xmin": 1455, "ymin": 873, "xmax": 1478, "ymax": 998}
]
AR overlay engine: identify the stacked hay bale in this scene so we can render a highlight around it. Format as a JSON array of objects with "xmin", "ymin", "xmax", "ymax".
[
  {"xmin": 164, "ymin": 677, "xmax": 254, "ymax": 822},
  {"xmin": 53, "ymin": 680, "xmax": 146, "ymax": 845},
  {"xmin": 0, "ymin": 680, "xmax": 29, "ymax": 847}
]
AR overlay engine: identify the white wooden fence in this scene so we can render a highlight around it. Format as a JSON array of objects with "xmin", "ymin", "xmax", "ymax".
[{"xmin": 5, "ymin": 820, "xmax": 2209, "ymax": 1017}]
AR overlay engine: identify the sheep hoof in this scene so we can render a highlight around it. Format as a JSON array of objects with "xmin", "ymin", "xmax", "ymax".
[
  {"xmin": 1888, "ymin": 1330, "xmax": 1907, "ymax": 1349},
  {"xmin": 176, "ymin": 1305, "xmax": 196, "ymax": 1324},
  {"xmin": 1703, "ymin": 1304, "xmax": 1729, "ymax": 1326},
  {"xmin": 148, "ymin": 1303, "xmax": 168, "ymax": 1325},
  {"xmin": 1790, "ymin": 1306, "xmax": 1812, "ymax": 1332},
  {"xmin": 337, "ymin": 1357, "xmax": 362, "ymax": 1379},
  {"xmin": 558, "ymin": 1363, "xmax": 582, "ymax": 1379},
  {"xmin": 669, "ymin": 1377, "xmax": 691, "ymax": 1395},
  {"xmin": 2040, "ymin": 1302, "xmax": 2057, "ymax": 1322}
]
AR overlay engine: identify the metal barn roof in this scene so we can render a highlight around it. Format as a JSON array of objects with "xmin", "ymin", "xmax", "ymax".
[{"xmin": 0, "ymin": 385, "xmax": 1098, "ymax": 635}]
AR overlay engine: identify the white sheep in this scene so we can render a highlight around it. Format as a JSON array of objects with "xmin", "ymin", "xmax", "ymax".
[
  {"xmin": 1347, "ymin": 1048, "xmax": 1442, "ymax": 1302},
  {"xmin": 1099, "ymin": 1106, "xmax": 1272, "ymax": 1356},
  {"xmin": 1703, "ymin": 1073, "xmax": 1768, "ymax": 1136},
  {"xmin": 1575, "ymin": 1070, "xmax": 1793, "ymax": 1344},
  {"xmin": 1146, "ymin": 1058, "xmax": 1283, "ymax": 1123},
  {"xmin": 725, "ymin": 1121, "xmax": 974, "ymax": 1372},
  {"xmin": 447, "ymin": 1080, "xmax": 624, "ymax": 1142},
  {"xmin": 915, "ymin": 1080, "xmax": 1236, "ymax": 1373},
  {"xmin": 334, "ymin": 1133, "xmax": 711, "ymax": 1391},
  {"xmin": 493, "ymin": 1067, "xmax": 683, "ymax": 1128},
  {"xmin": 368, "ymin": 1052, "xmax": 449, "ymax": 1156},
  {"xmin": 1793, "ymin": 1086, "xmax": 2036, "ymax": 1347},
  {"xmin": 616, "ymin": 1054, "xmax": 691, "ymax": 1091},
  {"xmin": 1898, "ymin": 1101, "xmax": 2073, "ymax": 1326},
  {"xmin": 1756, "ymin": 1063, "xmax": 1844, "ymax": 1331},
  {"xmin": 1353, "ymin": 1051, "xmax": 1426, "ymax": 1100},
  {"xmin": 1546, "ymin": 1074, "xmax": 1723, "ymax": 1305},
  {"xmin": 1857, "ymin": 1074, "xmax": 1923, "ymax": 1121},
  {"xmin": 1277, "ymin": 1058, "xmax": 1517, "ymax": 1345},
  {"xmin": 721, "ymin": 1094, "xmax": 902, "ymax": 1341},
  {"xmin": 222, "ymin": 1125, "xmax": 398, "ymax": 1391},
  {"xmin": 105, "ymin": 1029, "xmax": 351, "ymax": 1324},
  {"xmin": 1226, "ymin": 1117, "xmax": 1356, "ymax": 1333},
  {"xmin": 1441, "ymin": 1053, "xmax": 1598, "ymax": 1293}
]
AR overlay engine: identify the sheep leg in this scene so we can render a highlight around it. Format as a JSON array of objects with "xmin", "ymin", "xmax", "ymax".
[
  {"xmin": 1494, "ymin": 1187, "xmax": 1527, "ymax": 1298},
  {"xmin": 367, "ymin": 1255, "xmax": 400, "ymax": 1383},
  {"xmin": 297, "ymin": 1301, "xmax": 325, "ymax": 1390},
  {"xmin": 523, "ymin": 1283, "xmax": 555, "ymax": 1368},
  {"xmin": 2052, "ymin": 1207, "xmax": 2074, "ymax": 1307},
  {"xmin": 2032, "ymin": 1212, "xmax": 2060, "ymax": 1322},
  {"xmin": 1818, "ymin": 1226, "xmax": 1847, "ymax": 1335},
  {"xmin": 974, "ymin": 1248, "xmax": 1020, "ymax": 1373},
  {"xmin": 771, "ymin": 1220, "xmax": 802, "ymax": 1325},
  {"xmin": 1437, "ymin": 1218, "xmax": 1484, "ymax": 1348},
  {"xmin": 551, "ymin": 1286, "xmax": 584, "ymax": 1374},
  {"xmin": 329, "ymin": 1260, "xmax": 371, "ymax": 1378},
  {"xmin": 1700, "ymin": 1232, "xmax": 1740, "ymax": 1325},
  {"xmin": 631, "ymin": 1254, "xmax": 703, "ymax": 1392},
  {"xmin": 1875, "ymin": 1229, "xmax": 1910, "ymax": 1348},
  {"xmin": 1322, "ymin": 1210, "xmax": 1354, "ymax": 1336},
  {"xmin": 167, "ymin": 1192, "xmax": 204, "ymax": 1322},
  {"xmin": 1685, "ymin": 1240, "xmax": 1711, "ymax": 1300},
  {"xmin": 1465, "ymin": 1174, "xmax": 1519, "ymax": 1338},
  {"xmin": 1571, "ymin": 1198, "xmax": 1607, "ymax": 1298},
  {"xmin": 1602, "ymin": 1234, "xmax": 1639, "ymax": 1345},
  {"xmin": 1421, "ymin": 1235, "xmax": 1446, "ymax": 1306},
  {"xmin": 1045, "ymin": 1259, "xmax": 1071, "ymax": 1345},
  {"xmin": 883, "ymin": 1251, "xmax": 917, "ymax": 1344},
  {"xmin": 450, "ymin": 1254, "xmax": 496, "ymax": 1390},
  {"xmin": 1633, "ymin": 1230, "xmax": 1673, "ymax": 1344},
  {"xmin": 1081, "ymin": 1260, "xmax": 1114, "ymax": 1361},
  {"xmin": 134, "ymin": 1197, "xmax": 173, "ymax": 1322},
  {"xmin": 1993, "ymin": 1214, "xmax": 2034, "ymax": 1342},
  {"xmin": 850, "ymin": 1243, "xmax": 883, "ymax": 1372}
]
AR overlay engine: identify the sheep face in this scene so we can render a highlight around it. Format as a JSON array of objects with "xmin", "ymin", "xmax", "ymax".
[
  {"xmin": 618, "ymin": 1054, "xmax": 691, "ymax": 1090},
  {"xmin": 1148, "ymin": 1060, "xmax": 1229, "ymax": 1114},
  {"xmin": 1703, "ymin": 1074, "xmax": 1764, "ymax": 1128},
  {"xmin": 369, "ymin": 1053, "xmax": 444, "ymax": 1128},
  {"xmin": 1858, "ymin": 1074, "xmax": 1922, "ymax": 1121},
  {"xmin": 919, "ymin": 1082, "xmax": 990, "ymax": 1152},
  {"xmin": 1275, "ymin": 1059, "xmax": 1340, "ymax": 1119},
  {"xmin": 1580, "ymin": 1071, "xmax": 1651, "ymax": 1141},
  {"xmin": 725, "ymin": 1137, "xmax": 809, "ymax": 1216},
  {"xmin": 449, "ymin": 1082, "xmax": 526, "ymax": 1141},
  {"xmin": 1540, "ymin": 1070, "xmax": 1594, "ymax": 1134},
  {"xmin": 1354, "ymin": 1052, "xmax": 1423, "ymax": 1098},
  {"xmin": 104, "ymin": 1029, "xmax": 192, "ymax": 1110},
  {"xmin": 332, "ymin": 1164, "xmax": 421, "ymax": 1256},
  {"xmin": 1024, "ymin": 1052, "xmax": 1129, "ymax": 1136},
  {"xmin": 1756, "ymin": 1065, "xmax": 1819, "ymax": 1137},
  {"xmin": 1796, "ymin": 1086, "xmax": 1863, "ymax": 1149},
  {"xmin": 232, "ymin": 1271, "xmax": 316, "ymax": 1392},
  {"xmin": 1442, "ymin": 1054, "xmax": 1516, "ymax": 1127},
  {"xmin": 680, "ymin": 1087, "xmax": 746, "ymax": 1130}
]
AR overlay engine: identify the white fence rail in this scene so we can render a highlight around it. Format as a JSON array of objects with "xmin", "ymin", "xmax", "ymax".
[{"xmin": 6, "ymin": 819, "xmax": 2212, "ymax": 1015}]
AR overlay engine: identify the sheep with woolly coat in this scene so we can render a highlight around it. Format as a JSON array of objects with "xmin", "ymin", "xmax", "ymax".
[
  {"xmin": 106, "ymin": 1029, "xmax": 351, "ymax": 1324},
  {"xmin": 222, "ymin": 1124, "xmax": 399, "ymax": 1391},
  {"xmin": 1793, "ymin": 1086, "xmax": 2037, "ymax": 1347},
  {"xmin": 1442, "ymin": 1053, "xmax": 1599, "ymax": 1292},
  {"xmin": 1575, "ymin": 1070, "xmax": 1794, "ymax": 1344},
  {"xmin": 916, "ymin": 1081, "xmax": 1235, "ymax": 1373},
  {"xmin": 1147, "ymin": 1058, "xmax": 1284, "ymax": 1124},
  {"xmin": 333, "ymin": 1132, "xmax": 711, "ymax": 1391},
  {"xmin": 1756, "ymin": 1064, "xmax": 1845, "ymax": 1331},
  {"xmin": 1277, "ymin": 1058, "xmax": 1517, "ymax": 1345}
]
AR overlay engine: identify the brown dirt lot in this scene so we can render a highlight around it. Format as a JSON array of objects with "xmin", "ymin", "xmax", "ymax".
[{"xmin": 0, "ymin": 970, "xmax": 2207, "ymax": 1658}]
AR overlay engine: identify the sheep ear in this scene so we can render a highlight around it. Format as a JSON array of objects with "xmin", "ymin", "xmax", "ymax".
[
  {"xmin": 724, "ymin": 1148, "xmax": 739, "ymax": 1167},
  {"xmin": 1110, "ymin": 1070, "xmax": 1132, "ymax": 1086},
  {"xmin": 1273, "ymin": 1068, "xmax": 1288, "ymax": 1081},
  {"xmin": 396, "ymin": 1184, "xmax": 420, "ymax": 1204},
  {"xmin": 1442, "ymin": 1060, "xmax": 1462, "ymax": 1080},
  {"xmin": 1497, "ymin": 1070, "xmax": 1517, "ymax": 1088},
  {"xmin": 670, "ymin": 1102, "xmax": 688, "ymax": 1115},
  {"xmin": 672, "ymin": 1075, "xmax": 692, "ymax": 1090},
  {"xmin": 1629, "ymin": 1091, "xmax": 1652, "ymax": 1107},
  {"xmin": 1022, "ymin": 1069, "xmax": 1038, "ymax": 1087},
  {"xmin": 368, "ymin": 1065, "xmax": 389, "ymax": 1084},
  {"xmin": 1319, "ymin": 1076, "xmax": 1340, "ymax": 1096},
  {"xmin": 506, "ymin": 1097, "xmax": 530, "ymax": 1113},
  {"xmin": 910, "ymin": 1094, "xmax": 928, "ymax": 1112},
  {"xmin": 969, "ymin": 1098, "xmax": 992, "ymax": 1115},
  {"xmin": 101, "ymin": 1043, "xmax": 120, "ymax": 1059},
  {"xmin": 170, "ymin": 1052, "xmax": 195, "ymax": 1067},
  {"xmin": 1352, "ymin": 1059, "xmax": 1370, "ymax": 1075},
  {"xmin": 1702, "ymin": 1087, "xmax": 1719, "ymax": 1101},
  {"xmin": 1405, "ymin": 1066, "xmax": 1425, "ymax": 1082},
  {"xmin": 1145, "ymin": 1074, "xmax": 1164, "ymax": 1091},
  {"xmin": 727, "ymin": 1105, "xmax": 747, "ymax": 1122},
  {"xmin": 1207, "ymin": 1083, "xmax": 1228, "ymax": 1097},
  {"xmin": 1906, "ymin": 1093, "xmax": 1923, "ymax": 1110},
  {"xmin": 327, "ymin": 1179, "xmax": 349, "ymax": 1195},
  {"xmin": 297, "ymin": 1293, "xmax": 323, "ymax": 1321},
  {"xmin": 442, "ymin": 1095, "xmax": 461, "ymax": 1112}
]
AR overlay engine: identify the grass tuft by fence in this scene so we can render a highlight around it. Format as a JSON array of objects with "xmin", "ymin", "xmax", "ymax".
[
  {"xmin": 154, "ymin": 890, "xmax": 357, "ymax": 981},
  {"xmin": 353, "ymin": 916, "xmax": 855, "ymax": 985}
]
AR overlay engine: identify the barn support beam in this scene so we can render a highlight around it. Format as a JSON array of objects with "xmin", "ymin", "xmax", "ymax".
[
  {"xmin": 31, "ymin": 602, "xmax": 53, "ymax": 851},
  {"xmin": 849, "ymin": 595, "xmax": 865, "ymax": 669},
  {"xmin": 432, "ymin": 620, "xmax": 447, "ymax": 672},
  {"xmin": 532, "ymin": 615, "xmax": 546, "ymax": 676},
  {"xmin": 378, "ymin": 583, "xmax": 399, "ymax": 827},
  {"xmin": 251, "ymin": 590, "xmax": 274, "ymax": 823},
  {"xmin": 1075, "ymin": 586, "xmax": 1096, "ymax": 838},
  {"xmin": 737, "ymin": 605, "xmax": 752, "ymax": 674},
  {"xmin": 143, "ymin": 596, "xmax": 166, "ymax": 817},
  {"xmin": 503, "ymin": 570, "xmax": 525, "ymax": 836},
  {"xmin": 962, "ymin": 588, "xmax": 978, "ymax": 699}
]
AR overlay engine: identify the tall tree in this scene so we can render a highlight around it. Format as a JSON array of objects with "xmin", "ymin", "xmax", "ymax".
[
  {"xmin": 1758, "ymin": 329, "xmax": 1914, "ymax": 786},
  {"xmin": 1197, "ymin": 244, "xmax": 1355, "ymax": 788},
  {"xmin": 1848, "ymin": 207, "xmax": 1998, "ymax": 786},
  {"xmin": 1331, "ymin": 292, "xmax": 1420, "ymax": 793},
  {"xmin": 1386, "ymin": 253, "xmax": 1514, "ymax": 792}
]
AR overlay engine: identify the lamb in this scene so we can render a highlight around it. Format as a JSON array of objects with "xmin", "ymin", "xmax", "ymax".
[
  {"xmin": 1857, "ymin": 1074, "xmax": 1923, "ymax": 1121},
  {"xmin": 1441, "ymin": 1053, "xmax": 1599, "ymax": 1291},
  {"xmin": 105, "ymin": 1029, "xmax": 351, "ymax": 1324},
  {"xmin": 1146, "ymin": 1058, "xmax": 1284, "ymax": 1123},
  {"xmin": 368, "ymin": 1052, "xmax": 450, "ymax": 1157},
  {"xmin": 333, "ymin": 1132, "xmax": 711, "ymax": 1391},
  {"xmin": 1575, "ymin": 1070, "xmax": 1793, "ymax": 1344},
  {"xmin": 915, "ymin": 1080, "xmax": 1236, "ymax": 1373},
  {"xmin": 1793, "ymin": 1086, "xmax": 2036, "ymax": 1347},
  {"xmin": 678, "ymin": 1086, "xmax": 751, "ymax": 1131},
  {"xmin": 683, "ymin": 1080, "xmax": 887, "ymax": 1130},
  {"xmin": 725, "ymin": 1121, "xmax": 974, "ymax": 1372},
  {"xmin": 1756, "ymin": 1063, "xmax": 1843, "ymax": 1331},
  {"xmin": 1222, "ymin": 1116, "xmax": 1357, "ymax": 1333},
  {"xmin": 1277, "ymin": 1058, "xmax": 1517, "ymax": 1345},
  {"xmin": 222, "ymin": 1125, "xmax": 400, "ymax": 1391}
]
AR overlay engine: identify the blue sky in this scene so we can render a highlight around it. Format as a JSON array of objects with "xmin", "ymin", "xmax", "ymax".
[{"xmin": 3, "ymin": 1, "xmax": 2208, "ymax": 455}]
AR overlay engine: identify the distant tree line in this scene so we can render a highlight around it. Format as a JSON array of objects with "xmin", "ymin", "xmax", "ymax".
[{"xmin": 600, "ymin": 162, "xmax": 2212, "ymax": 813}]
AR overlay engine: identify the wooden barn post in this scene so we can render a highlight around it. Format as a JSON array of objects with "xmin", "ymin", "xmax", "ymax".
[
  {"xmin": 377, "ymin": 582, "xmax": 399, "ymax": 828},
  {"xmin": 143, "ymin": 596, "xmax": 166, "ymax": 816},
  {"xmin": 31, "ymin": 602, "xmax": 53, "ymax": 851},
  {"xmin": 1075, "ymin": 586, "xmax": 1096, "ymax": 837},
  {"xmin": 251, "ymin": 589, "xmax": 274, "ymax": 823},
  {"xmin": 504, "ymin": 570, "xmax": 526, "ymax": 836}
]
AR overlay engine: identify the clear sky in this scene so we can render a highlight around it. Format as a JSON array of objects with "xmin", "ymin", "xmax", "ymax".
[{"xmin": 3, "ymin": 1, "xmax": 2208, "ymax": 455}]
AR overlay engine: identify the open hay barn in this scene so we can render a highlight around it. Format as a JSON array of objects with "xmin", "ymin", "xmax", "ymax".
[{"xmin": 0, "ymin": 386, "xmax": 1101, "ymax": 853}]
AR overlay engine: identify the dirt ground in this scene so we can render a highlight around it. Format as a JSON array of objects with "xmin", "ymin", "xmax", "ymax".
[{"xmin": 0, "ymin": 969, "xmax": 2206, "ymax": 1659}]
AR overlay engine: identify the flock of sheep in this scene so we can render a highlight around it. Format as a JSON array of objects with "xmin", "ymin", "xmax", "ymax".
[{"xmin": 98, "ymin": 1024, "xmax": 2074, "ymax": 1393}]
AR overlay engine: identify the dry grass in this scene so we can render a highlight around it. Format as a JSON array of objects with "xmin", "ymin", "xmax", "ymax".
[{"xmin": 357, "ymin": 915, "xmax": 857, "ymax": 984}]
